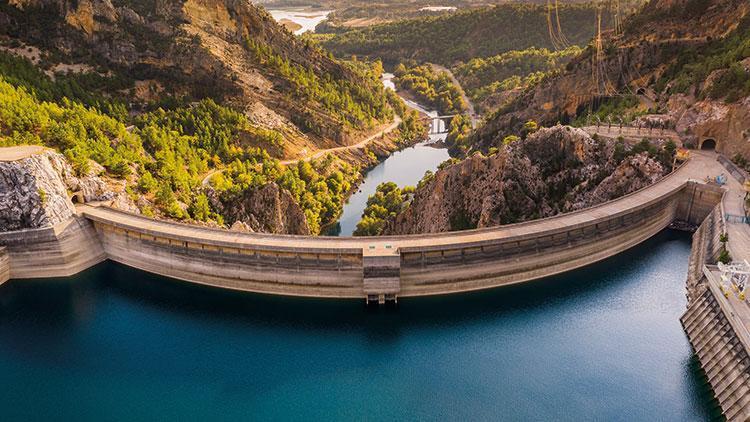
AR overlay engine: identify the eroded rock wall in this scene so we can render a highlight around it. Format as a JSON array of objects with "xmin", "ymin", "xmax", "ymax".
[
  {"xmin": 208, "ymin": 182, "xmax": 311, "ymax": 235},
  {"xmin": 0, "ymin": 150, "xmax": 76, "ymax": 231},
  {"xmin": 385, "ymin": 126, "xmax": 666, "ymax": 234}
]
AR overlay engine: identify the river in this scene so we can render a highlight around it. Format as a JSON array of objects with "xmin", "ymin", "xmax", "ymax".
[
  {"xmin": 328, "ymin": 73, "xmax": 451, "ymax": 236},
  {"xmin": 263, "ymin": 7, "xmax": 453, "ymax": 235},
  {"xmin": 0, "ymin": 231, "xmax": 719, "ymax": 420}
]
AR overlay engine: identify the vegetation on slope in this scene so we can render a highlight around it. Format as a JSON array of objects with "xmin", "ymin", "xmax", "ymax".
[
  {"xmin": 354, "ymin": 182, "xmax": 414, "ymax": 236},
  {"xmin": 245, "ymin": 38, "xmax": 391, "ymax": 130},
  {"xmin": 0, "ymin": 49, "xmax": 417, "ymax": 234},
  {"xmin": 393, "ymin": 63, "xmax": 466, "ymax": 115},
  {"xmin": 655, "ymin": 15, "xmax": 750, "ymax": 103},
  {"xmin": 0, "ymin": 0, "xmax": 395, "ymax": 152},
  {"xmin": 321, "ymin": 4, "xmax": 610, "ymax": 66},
  {"xmin": 454, "ymin": 46, "xmax": 581, "ymax": 113},
  {"xmin": 210, "ymin": 150, "xmax": 359, "ymax": 234}
]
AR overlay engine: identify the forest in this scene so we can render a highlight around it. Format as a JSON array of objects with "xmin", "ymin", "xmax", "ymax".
[
  {"xmin": 354, "ymin": 182, "xmax": 414, "ymax": 236},
  {"xmin": 0, "ymin": 48, "xmax": 411, "ymax": 234},
  {"xmin": 655, "ymin": 15, "xmax": 750, "ymax": 103},
  {"xmin": 320, "ymin": 4, "xmax": 611, "ymax": 66},
  {"xmin": 454, "ymin": 46, "xmax": 581, "ymax": 112},
  {"xmin": 393, "ymin": 63, "xmax": 467, "ymax": 115}
]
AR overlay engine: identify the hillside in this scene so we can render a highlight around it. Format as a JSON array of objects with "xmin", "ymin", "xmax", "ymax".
[
  {"xmin": 320, "ymin": 4, "xmax": 613, "ymax": 66},
  {"xmin": 0, "ymin": 0, "xmax": 392, "ymax": 156},
  {"xmin": 454, "ymin": 46, "xmax": 582, "ymax": 114},
  {"xmin": 471, "ymin": 0, "xmax": 750, "ymax": 158},
  {"xmin": 0, "ymin": 0, "xmax": 425, "ymax": 235},
  {"xmin": 356, "ymin": 0, "xmax": 750, "ymax": 235},
  {"xmin": 356, "ymin": 126, "xmax": 675, "ymax": 235}
]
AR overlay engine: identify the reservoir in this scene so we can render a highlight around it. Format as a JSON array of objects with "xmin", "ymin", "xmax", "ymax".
[{"xmin": 0, "ymin": 231, "xmax": 719, "ymax": 420}]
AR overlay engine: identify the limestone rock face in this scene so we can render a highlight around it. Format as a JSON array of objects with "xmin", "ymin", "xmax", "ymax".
[
  {"xmin": 210, "ymin": 182, "xmax": 311, "ymax": 235},
  {"xmin": 575, "ymin": 153, "xmax": 665, "ymax": 209},
  {"xmin": 0, "ymin": 149, "xmax": 139, "ymax": 231},
  {"xmin": 0, "ymin": 151, "xmax": 76, "ymax": 231},
  {"xmin": 43, "ymin": 151, "xmax": 138, "ymax": 212},
  {"xmin": 385, "ymin": 126, "xmax": 665, "ymax": 235},
  {"xmin": 669, "ymin": 95, "xmax": 750, "ymax": 157}
]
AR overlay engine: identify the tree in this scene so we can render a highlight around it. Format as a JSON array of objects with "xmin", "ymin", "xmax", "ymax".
[
  {"xmin": 190, "ymin": 193, "xmax": 212, "ymax": 222},
  {"xmin": 138, "ymin": 171, "xmax": 158, "ymax": 193}
]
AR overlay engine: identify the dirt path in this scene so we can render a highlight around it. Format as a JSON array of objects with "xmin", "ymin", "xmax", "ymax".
[{"xmin": 201, "ymin": 115, "xmax": 401, "ymax": 186}]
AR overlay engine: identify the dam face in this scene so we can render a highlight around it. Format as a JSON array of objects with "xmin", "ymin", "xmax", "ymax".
[
  {"xmin": 0, "ymin": 176, "xmax": 723, "ymax": 301},
  {"xmin": 2, "ymin": 151, "xmax": 748, "ymax": 418}
]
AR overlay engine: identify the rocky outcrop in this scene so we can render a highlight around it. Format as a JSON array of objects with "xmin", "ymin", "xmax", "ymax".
[
  {"xmin": 0, "ymin": 149, "xmax": 138, "ymax": 232},
  {"xmin": 470, "ymin": 0, "xmax": 749, "ymax": 153},
  {"xmin": 575, "ymin": 153, "xmax": 664, "ymax": 208},
  {"xmin": 669, "ymin": 94, "xmax": 750, "ymax": 156},
  {"xmin": 0, "ymin": 150, "xmax": 76, "ymax": 231},
  {"xmin": 209, "ymin": 182, "xmax": 311, "ymax": 235},
  {"xmin": 384, "ymin": 126, "xmax": 665, "ymax": 234}
]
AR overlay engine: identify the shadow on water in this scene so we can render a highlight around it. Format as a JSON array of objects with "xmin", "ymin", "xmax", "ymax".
[
  {"xmin": 685, "ymin": 354, "xmax": 727, "ymax": 421},
  {"xmin": 0, "ymin": 230, "xmax": 690, "ymax": 331}
]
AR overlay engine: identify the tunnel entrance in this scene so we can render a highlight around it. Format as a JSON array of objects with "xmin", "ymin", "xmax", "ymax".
[
  {"xmin": 700, "ymin": 138, "xmax": 717, "ymax": 151},
  {"xmin": 70, "ymin": 191, "xmax": 85, "ymax": 204}
]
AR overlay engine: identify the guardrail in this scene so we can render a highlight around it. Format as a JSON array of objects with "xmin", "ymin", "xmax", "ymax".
[
  {"xmin": 703, "ymin": 265, "xmax": 750, "ymax": 357},
  {"xmin": 726, "ymin": 214, "xmax": 750, "ymax": 224},
  {"xmin": 717, "ymin": 154, "xmax": 748, "ymax": 185}
]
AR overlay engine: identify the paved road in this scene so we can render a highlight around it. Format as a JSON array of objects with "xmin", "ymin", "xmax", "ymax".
[
  {"xmin": 0, "ymin": 145, "xmax": 46, "ymax": 161},
  {"xmin": 718, "ymin": 154, "xmax": 750, "ymax": 329},
  {"xmin": 581, "ymin": 125, "xmax": 681, "ymax": 142},
  {"xmin": 280, "ymin": 115, "xmax": 401, "ymax": 165}
]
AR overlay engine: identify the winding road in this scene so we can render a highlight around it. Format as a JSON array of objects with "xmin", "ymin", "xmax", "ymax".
[{"xmin": 201, "ymin": 115, "xmax": 401, "ymax": 187}]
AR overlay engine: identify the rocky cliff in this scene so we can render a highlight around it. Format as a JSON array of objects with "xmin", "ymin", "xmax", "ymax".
[
  {"xmin": 384, "ymin": 126, "xmax": 666, "ymax": 234},
  {"xmin": 470, "ymin": 0, "xmax": 750, "ymax": 157},
  {"xmin": 0, "ymin": 149, "xmax": 76, "ymax": 230},
  {"xmin": 0, "ymin": 0, "xmax": 386, "ymax": 155},
  {"xmin": 0, "ymin": 148, "xmax": 139, "ymax": 231},
  {"xmin": 208, "ymin": 182, "xmax": 311, "ymax": 235}
]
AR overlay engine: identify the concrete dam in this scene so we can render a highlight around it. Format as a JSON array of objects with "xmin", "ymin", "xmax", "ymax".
[
  {"xmin": 0, "ymin": 152, "xmax": 724, "ymax": 301},
  {"xmin": 2, "ymin": 149, "xmax": 750, "ymax": 419}
]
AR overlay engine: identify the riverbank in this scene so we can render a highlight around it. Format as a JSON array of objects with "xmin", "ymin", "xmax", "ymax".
[
  {"xmin": 265, "ymin": 7, "xmax": 332, "ymax": 35},
  {"xmin": 328, "ymin": 73, "xmax": 451, "ymax": 235}
]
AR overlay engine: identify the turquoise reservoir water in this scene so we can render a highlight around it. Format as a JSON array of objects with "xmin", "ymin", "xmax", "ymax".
[{"xmin": 0, "ymin": 231, "xmax": 719, "ymax": 420}]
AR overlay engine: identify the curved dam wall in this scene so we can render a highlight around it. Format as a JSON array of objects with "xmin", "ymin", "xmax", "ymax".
[
  {"xmin": 72, "ymin": 176, "xmax": 721, "ymax": 300},
  {"xmin": 0, "ymin": 156, "xmax": 724, "ymax": 300}
]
